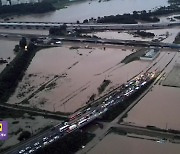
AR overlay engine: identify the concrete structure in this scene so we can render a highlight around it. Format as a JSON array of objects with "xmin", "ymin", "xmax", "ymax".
[{"xmin": 140, "ymin": 48, "xmax": 160, "ymax": 61}]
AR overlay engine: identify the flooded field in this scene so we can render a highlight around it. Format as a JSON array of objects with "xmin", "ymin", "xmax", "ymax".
[
  {"xmin": 88, "ymin": 133, "xmax": 180, "ymax": 154},
  {"xmin": 0, "ymin": 39, "xmax": 18, "ymax": 73},
  {"xmin": 87, "ymin": 31, "xmax": 152, "ymax": 41},
  {"xmin": 163, "ymin": 64, "xmax": 180, "ymax": 87},
  {"xmin": 146, "ymin": 27, "xmax": 180, "ymax": 43},
  {"xmin": 123, "ymin": 85, "xmax": 180, "ymax": 130},
  {"xmin": 10, "ymin": 0, "xmax": 169, "ymax": 22},
  {"xmin": 8, "ymin": 45, "xmax": 150, "ymax": 113}
]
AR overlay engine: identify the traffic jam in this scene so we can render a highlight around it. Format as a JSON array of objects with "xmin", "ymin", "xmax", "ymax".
[{"xmin": 18, "ymin": 71, "xmax": 157, "ymax": 154}]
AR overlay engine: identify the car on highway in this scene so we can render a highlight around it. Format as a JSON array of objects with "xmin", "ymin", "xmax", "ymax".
[
  {"xmin": 54, "ymin": 135, "xmax": 59, "ymax": 140},
  {"xmin": 18, "ymin": 149, "xmax": 25, "ymax": 154},
  {"xmin": 78, "ymin": 119, "xmax": 87, "ymax": 126},
  {"xmin": 34, "ymin": 142, "xmax": 40, "ymax": 146},
  {"xmin": 35, "ymin": 145, "xmax": 41, "ymax": 150},
  {"xmin": 25, "ymin": 147, "xmax": 31, "ymax": 151},
  {"xmin": 43, "ymin": 137, "xmax": 48, "ymax": 141},
  {"xmin": 43, "ymin": 141, "xmax": 49, "ymax": 146},
  {"xmin": 59, "ymin": 125, "xmax": 70, "ymax": 132},
  {"xmin": 29, "ymin": 149, "xmax": 34, "ymax": 153},
  {"xmin": 49, "ymin": 139, "xmax": 54, "ymax": 143}
]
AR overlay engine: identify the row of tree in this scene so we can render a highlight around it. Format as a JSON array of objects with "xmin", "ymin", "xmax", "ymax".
[
  {"xmin": 83, "ymin": 10, "xmax": 160, "ymax": 24},
  {"xmin": 83, "ymin": 4, "xmax": 180, "ymax": 24},
  {"xmin": 0, "ymin": 38, "xmax": 37, "ymax": 103},
  {"xmin": 134, "ymin": 30, "xmax": 155, "ymax": 38}
]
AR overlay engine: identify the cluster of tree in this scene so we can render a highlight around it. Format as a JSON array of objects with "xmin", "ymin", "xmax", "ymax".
[
  {"xmin": 84, "ymin": 4, "xmax": 180, "ymax": 24},
  {"xmin": 98, "ymin": 79, "xmax": 111, "ymax": 94},
  {"xmin": 150, "ymin": 5, "xmax": 180, "ymax": 16},
  {"xmin": 0, "ymin": 38, "xmax": 37, "ymax": 103},
  {"xmin": 18, "ymin": 131, "xmax": 31, "ymax": 141},
  {"xmin": 36, "ymin": 131, "xmax": 95, "ymax": 154},
  {"xmin": 49, "ymin": 24, "xmax": 67, "ymax": 36},
  {"xmin": 168, "ymin": 0, "xmax": 180, "ymax": 5},
  {"xmin": 134, "ymin": 30, "xmax": 155, "ymax": 37},
  {"xmin": 94, "ymin": 14, "xmax": 138, "ymax": 24},
  {"xmin": 0, "ymin": 2, "xmax": 55, "ymax": 15}
]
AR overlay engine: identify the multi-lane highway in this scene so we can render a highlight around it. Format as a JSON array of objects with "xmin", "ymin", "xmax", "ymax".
[
  {"xmin": 4, "ymin": 72, "xmax": 157, "ymax": 154},
  {"xmin": 0, "ymin": 21, "xmax": 179, "ymax": 30}
]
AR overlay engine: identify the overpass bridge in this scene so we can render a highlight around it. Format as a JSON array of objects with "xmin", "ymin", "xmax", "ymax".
[
  {"xmin": 1, "ymin": 31, "xmax": 180, "ymax": 49},
  {"xmin": 0, "ymin": 21, "xmax": 179, "ymax": 30}
]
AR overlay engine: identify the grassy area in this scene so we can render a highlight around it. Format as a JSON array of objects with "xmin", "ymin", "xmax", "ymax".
[
  {"xmin": 98, "ymin": 80, "xmax": 111, "ymax": 94},
  {"xmin": 121, "ymin": 48, "xmax": 146, "ymax": 64}
]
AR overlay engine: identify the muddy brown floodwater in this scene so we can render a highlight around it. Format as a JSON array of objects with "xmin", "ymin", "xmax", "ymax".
[
  {"xmin": 88, "ymin": 133, "xmax": 180, "ymax": 154},
  {"xmin": 8, "ymin": 45, "xmax": 150, "ymax": 113},
  {"xmin": 123, "ymin": 52, "xmax": 180, "ymax": 130}
]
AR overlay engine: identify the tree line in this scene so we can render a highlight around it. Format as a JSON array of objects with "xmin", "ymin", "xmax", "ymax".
[
  {"xmin": 83, "ymin": 4, "xmax": 180, "ymax": 24},
  {"xmin": 0, "ymin": 38, "xmax": 37, "ymax": 103}
]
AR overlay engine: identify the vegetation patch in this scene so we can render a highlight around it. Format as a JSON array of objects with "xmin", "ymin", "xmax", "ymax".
[
  {"xmin": 134, "ymin": 30, "xmax": 155, "ymax": 38},
  {"xmin": 0, "ymin": 41, "xmax": 38, "ymax": 104},
  {"xmin": 0, "ymin": 2, "xmax": 55, "ymax": 17},
  {"xmin": 98, "ymin": 80, "xmax": 111, "ymax": 94},
  {"xmin": 121, "ymin": 48, "xmax": 146, "ymax": 64},
  {"xmin": 174, "ymin": 32, "xmax": 180, "ymax": 44}
]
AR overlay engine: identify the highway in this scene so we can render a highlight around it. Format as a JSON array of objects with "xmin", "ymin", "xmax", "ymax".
[
  {"xmin": 1, "ymin": 32, "xmax": 180, "ymax": 49},
  {"xmin": 4, "ymin": 72, "xmax": 156, "ymax": 154},
  {"xmin": 0, "ymin": 21, "xmax": 179, "ymax": 30}
]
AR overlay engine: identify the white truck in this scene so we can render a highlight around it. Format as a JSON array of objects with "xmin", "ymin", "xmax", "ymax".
[{"xmin": 59, "ymin": 125, "xmax": 69, "ymax": 132}]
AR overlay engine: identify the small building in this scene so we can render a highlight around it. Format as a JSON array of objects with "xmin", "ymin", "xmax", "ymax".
[{"xmin": 140, "ymin": 48, "xmax": 160, "ymax": 61}]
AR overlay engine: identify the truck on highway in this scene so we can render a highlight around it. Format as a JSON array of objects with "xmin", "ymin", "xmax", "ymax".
[
  {"xmin": 78, "ymin": 119, "xmax": 87, "ymax": 126},
  {"xmin": 59, "ymin": 125, "xmax": 69, "ymax": 132}
]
